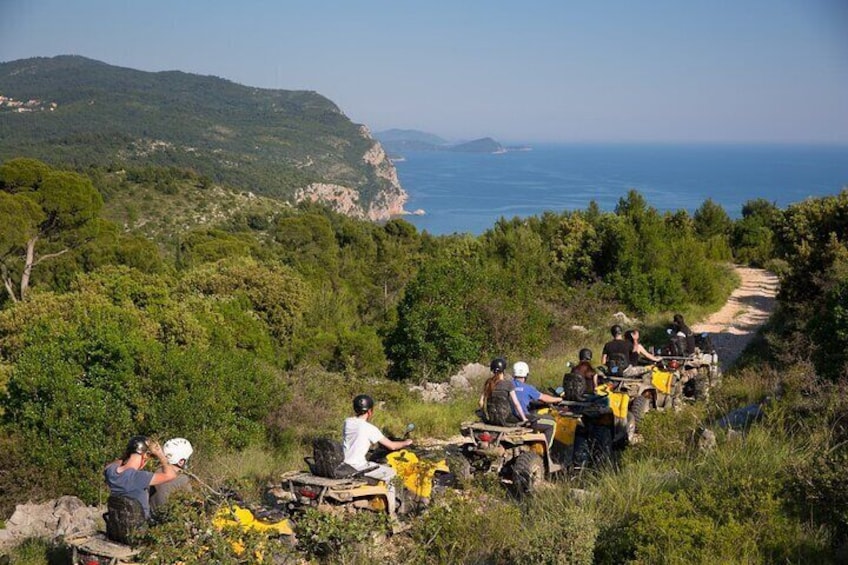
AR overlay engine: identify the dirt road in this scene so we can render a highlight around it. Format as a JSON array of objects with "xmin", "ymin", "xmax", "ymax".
[{"xmin": 692, "ymin": 266, "xmax": 779, "ymax": 371}]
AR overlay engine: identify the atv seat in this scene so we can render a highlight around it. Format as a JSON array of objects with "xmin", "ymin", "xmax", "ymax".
[{"xmin": 104, "ymin": 495, "xmax": 147, "ymax": 545}]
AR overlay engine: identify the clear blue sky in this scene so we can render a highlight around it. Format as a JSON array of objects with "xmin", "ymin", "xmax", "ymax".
[{"xmin": 2, "ymin": 1, "xmax": 846, "ymax": 143}]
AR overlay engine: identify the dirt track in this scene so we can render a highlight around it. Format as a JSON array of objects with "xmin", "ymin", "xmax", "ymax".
[{"xmin": 692, "ymin": 266, "xmax": 779, "ymax": 371}]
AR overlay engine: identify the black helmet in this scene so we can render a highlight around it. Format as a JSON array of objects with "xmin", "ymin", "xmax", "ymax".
[
  {"xmin": 490, "ymin": 358, "xmax": 507, "ymax": 374},
  {"xmin": 579, "ymin": 348, "xmax": 593, "ymax": 362},
  {"xmin": 610, "ymin": 324, "xmax": 623, "ymax": 337},
  {"xmin": 353, "ymin": 394, "xmax": 374, "ymax": 415},
  {"xmin": 123, "ymin": 435, "xmax": 149, "ymax": 460}
]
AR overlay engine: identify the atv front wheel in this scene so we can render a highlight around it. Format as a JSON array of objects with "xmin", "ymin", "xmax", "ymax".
[
  {"xmin": 630, "ymin": 395, "xmax": 651, "ymax": 430},
  {"xmin": 512, "ymin": 452, "xmax": 544, "ymax": 495}
]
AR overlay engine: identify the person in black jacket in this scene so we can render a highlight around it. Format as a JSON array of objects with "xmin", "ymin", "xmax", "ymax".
[{"xmin": 673, "ymin": 314, "xmax": 696, "ymax": 355}]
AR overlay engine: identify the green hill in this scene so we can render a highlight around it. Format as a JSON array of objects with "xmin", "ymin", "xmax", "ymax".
[{"xmin": 0, "ymin": 56, "xmax": 406, "ymax": 218}]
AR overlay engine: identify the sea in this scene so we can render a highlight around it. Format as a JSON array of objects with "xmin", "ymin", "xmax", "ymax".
[{"xmin": 393, "ymin": 143, "xmax": 848, "ymax": 235}]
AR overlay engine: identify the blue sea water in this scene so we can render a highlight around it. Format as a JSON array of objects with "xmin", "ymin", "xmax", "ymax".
[{"xmin": 393, "ymin": 144, "xmax": 848, "ymax": 235}]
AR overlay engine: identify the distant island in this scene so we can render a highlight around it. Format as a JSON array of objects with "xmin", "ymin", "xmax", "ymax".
[{"xmin": 375, "ymin": 129, "xmax": 531, "ymax": 155}]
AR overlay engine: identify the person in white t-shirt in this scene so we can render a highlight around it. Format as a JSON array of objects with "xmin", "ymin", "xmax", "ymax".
[{"xmin": 343, "ymin": 394, "xmax": 412, "ymax": 516}]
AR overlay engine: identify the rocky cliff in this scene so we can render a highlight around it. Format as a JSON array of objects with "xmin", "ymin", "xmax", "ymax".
[{"xmin": 295, "ymin": 127, "xmax": 408, "ymax": 221}]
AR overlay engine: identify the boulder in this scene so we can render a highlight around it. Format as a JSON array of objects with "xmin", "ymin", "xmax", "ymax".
[{"xmin": 0, "ymin": 496, "xmax": 100, "ymax": 548}]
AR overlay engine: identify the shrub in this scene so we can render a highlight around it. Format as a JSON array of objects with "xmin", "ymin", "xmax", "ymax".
[{"xmin": 410, "ymin": 490, "xmax": 521, "ymax": 564}]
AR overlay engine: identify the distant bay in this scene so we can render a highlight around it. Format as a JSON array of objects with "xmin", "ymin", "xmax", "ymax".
[{"xmin": 394, "ymin": 143, "xmax": 848, "ymax": 235}]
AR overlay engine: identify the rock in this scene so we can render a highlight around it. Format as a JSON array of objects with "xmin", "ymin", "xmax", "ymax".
[
  {"xmin": 570, "ymin": 325, "xmax": 588, "ymax": 333},
  {"xmin": 453, "ymin": 363, "xmax": 490, "ymax": 387},
  {"xmin": 613, "ymin": 312, "xmax": 637, "ymax": 326},
  {"xmin": 0, "ymin": 496, "xmax": 100, "ymax": 548},
  {"xmin": 698, "ymin": 428, "xmax": 717, "ymax": 451},
  {"xmin": 449, "ymin": 374, "xmax": 471, "ymax": 390}
]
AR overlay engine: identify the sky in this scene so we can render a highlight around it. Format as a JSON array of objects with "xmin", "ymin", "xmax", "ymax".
[{"xmin": 1, "ymin": 0, "xmax": 847, "ymax": 144}]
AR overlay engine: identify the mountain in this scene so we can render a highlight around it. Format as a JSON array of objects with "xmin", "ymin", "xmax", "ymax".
[
  {"xmin": 0, "ymin": 56, "xmax": 406, "ymax": 220},
  {"xmin": 448, "ymin": 137, "xmax": 504, "ymax": 153},
  {"xmin": 374, "ymin": 129, "xmax": 505, "ymax": 154}
]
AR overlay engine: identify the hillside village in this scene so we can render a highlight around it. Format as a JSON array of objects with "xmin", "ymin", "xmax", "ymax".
[{"xmin": 0, "ymin": 94, "xmax": 56, "ymax": 112}]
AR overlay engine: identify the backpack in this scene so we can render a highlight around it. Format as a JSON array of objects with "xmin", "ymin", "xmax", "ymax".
[
  {"xmin": 695, "ymin": 333, "xmax": 714, "ymax": 354},
  {"xmin": 104, "ymin": 495, "xmax": 147, "ymax": 545},
  {"xmin": 308, "ymin": 438, "xmax": 358, "ymax": 479},
  {"xmin": 606, "ymin": 352, "xmax": 628, "ymax": 373},
  {"xmin": 484, "ymin": 389, "xmax": 514, "ymax": 426}
]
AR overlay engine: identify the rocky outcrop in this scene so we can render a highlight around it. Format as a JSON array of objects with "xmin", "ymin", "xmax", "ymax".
[
  {"xmin": 0, "ymin": 496, "xmax": 100, "ymax": 548},
  {"xmin": 294, "ymin": 127, "xmax": 409, "ymax": 222},
  {"xmin": 295, "ymin": 183, "xmax": 365, "ymax": 218}
]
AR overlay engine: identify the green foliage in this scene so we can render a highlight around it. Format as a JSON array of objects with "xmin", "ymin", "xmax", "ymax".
[
  {"xmin": 693, "ymin": 198, "xmax": 732, "ymax": 240},
  {"xmin": 295, "ymin": 508, "xmax": 387, "ymax": 559},
  {"xmin": 732, "ymin": 198, "xmax": 779, "ymax": 266},
  {"xmin": 410, "ymin": 490, "xmax": 521, "ymax": 564},
  {"xmin": 0, "ymin": 158, "xmax": 104, "ymax": 301},
  {"xmin": 0, "ymin": 264, "xmax": 289, "ymax": 505},
  {"xmin": 141, "ymin": 495, "xmax": 297, "ymax": 564}
]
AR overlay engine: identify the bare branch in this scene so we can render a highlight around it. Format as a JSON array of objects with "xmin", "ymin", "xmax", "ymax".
[
  {"xmin": 0, "ymin": 263, "xmax": 19, "ymax": 303},
  {"xmin": 31, "ymin": 247, "xmax": 71, "ymax": 267}
]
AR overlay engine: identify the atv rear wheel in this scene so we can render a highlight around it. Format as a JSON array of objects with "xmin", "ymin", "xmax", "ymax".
[
  {"xmin": 446, "ymin": 454, "xmax": 472, "ymax": 488},
  {"xmin": 512, "ymin": 452, "xmax": 544, "ymax": 495}
]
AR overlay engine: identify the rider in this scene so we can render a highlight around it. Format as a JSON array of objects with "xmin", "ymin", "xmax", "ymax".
[
  {"xmin": 623, "ymin": 329, "xmax": 663, "ymax": 377},
  {"xmin": 672, "ymin": 313, "xmax": 696, "ymax": 355},
  {"xmin": 511, "ymin": 361, "xmax": 560, "ymax": 446},
  {"xmin": 479, "ymin": 357, "xmax": 527, "ymax": 425},
  {"xmin": 570, "ymin": 348, "xmax": 599, "ymax": 393},
  {"xmin": 150, "ymin": 438, "xmax": 194, "ymax": 515},
  {"xmin": 601, "ymin": 324, "xmax": 630, "ymax": 373},
  {"xmin": 104, "ymin": 436, "xmax": 179, "ymax": 519},
  {"xmin": 342, "ymin": 394, "xmax": 413, "ymax": 516}
]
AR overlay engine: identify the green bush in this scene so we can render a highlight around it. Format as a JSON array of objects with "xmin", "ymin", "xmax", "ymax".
[{"xmin": 410, "ymin": 490, "xmax": 521, "ymax": 564}]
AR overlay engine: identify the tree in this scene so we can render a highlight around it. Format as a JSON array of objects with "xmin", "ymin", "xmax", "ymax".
[
  {"xmin": 0, "ymin": 158, "xmax": 103, "ymax": 302},
  {"xmin": 693, "ymin": 199, "xmax": 732, "ymax": 240}
]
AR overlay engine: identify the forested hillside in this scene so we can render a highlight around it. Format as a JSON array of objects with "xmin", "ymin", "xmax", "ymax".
[
  {"xmin": 1, "ymin": 155, "xmax": 847, "ymax": 563},
  {"xmin": 0, "ymin": 56, "xmax": 402, "ymax": 214}
]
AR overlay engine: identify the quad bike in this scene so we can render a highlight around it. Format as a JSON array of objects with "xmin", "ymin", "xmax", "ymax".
[
  {"xmin": 602, "ymin": 362, "xmax": 682, "ymax": 431},
  {"xmin": 660, "ymin": 329, "xmax": 721, "ymax": 400},
  {"xmin": 265, "ymin": 425, "xmax": 449, "ymax": 522},
  {"xmin": 69, "ymin": 492, "xmax": 293, "ymax": 564},
  {"xmin": 451, "ymin": 390, "xmax": 615, "ymax": 495}
]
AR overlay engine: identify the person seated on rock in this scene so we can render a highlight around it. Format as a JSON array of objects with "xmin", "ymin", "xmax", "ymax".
[
  {"xmin": 479, "ymin": 357, "xmax": 528, "ymax": 426},
  {"xmin": 601, "ymin": 325, "xmax": 630, "ymax": 374},
  {"xmin": 622, "ymin": 329, "xmax": 662, "ymax": 377},
  {"xmin": 511, "ymin": 361, "xmax": 560, "ymax": 446},
  {"xmin": 105, "ymin": 436, "xmax": 179, "ymax": 520},
  {"xmin": 569, "ymin": 348, "xmax": 599, "ymax": 393},
  {"xmin": 343, "ymin": 394, "xmax": 412, "ymax": 517},
  {"xmin": 149, "ymin": 438, "xmax": 194, "ymax": 515}
]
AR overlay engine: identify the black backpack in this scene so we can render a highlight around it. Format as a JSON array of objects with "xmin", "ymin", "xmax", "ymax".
[
  {"xmin": 606, "ymin": 352, "xmax": 628, "ymax": 374},
  {"xmin": 307, "ymin": 438, "xmax": 358, "ymax": 479},
  {"xmin": 104, "ymin": 495, "xmax": 147, "ymax": 545},
  {"xmin": 484, "ymin": 389, "xmax": 514, "ymax": 426},
  {"xmin": 695, "ymin": 333, "xmax": 714, "ymax": 354}
]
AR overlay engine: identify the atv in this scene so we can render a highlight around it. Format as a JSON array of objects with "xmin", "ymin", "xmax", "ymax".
[
  {"xmin": 602, "ymin": 361, "xmax": 683, "ymax": 430},
  {"xmin": 660, "ymin": 329, "xmax": 721, "ymax": 400},
  {"xmin": 265, "ymin": 425, "xmax": 449, "ymax": 522},
  {"xmin": 454, "ymin": 393, "xmax": 611, "ymax": 494},
  {"xmin": 456, "ymin": 419, "xmax": 566, "ymax": 495}
]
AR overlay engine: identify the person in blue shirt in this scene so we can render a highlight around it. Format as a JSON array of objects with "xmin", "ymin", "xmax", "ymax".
[
  {"xmin": 512, "ymin": 361, "xmax": 561, "ymax": 446},
  {"xmin": 104, "ymin": 436, "xmax": 178, "ymax": 519}
]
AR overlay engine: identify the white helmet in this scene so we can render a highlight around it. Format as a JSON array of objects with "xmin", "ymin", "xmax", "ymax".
[
  {"xmin": 163, "ymin": 437, "xmax": 193, "ymax": 467},
  {"xmin": 513, "ymin": 361, "xmax": 530, "ymax": 378}
]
